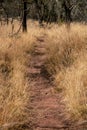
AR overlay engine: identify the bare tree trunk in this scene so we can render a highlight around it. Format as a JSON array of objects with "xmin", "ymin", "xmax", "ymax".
[
  {"xmin": 22, "ymin": 0, "xmax": 27, "ymax": 32},
  {"xmin": 63, "ymin": 0, "xmax": 72, "ymax": 23},
  {"xmin": 0, "ymin": 2, "xmax": 9, "ymax": 25},
  {"xmin": 62, "ymin": 0, "xmax": 72, "ymax": 30},
  {"xmin": 35, "ymin": 0, "xmax": 44, "ymax": 26},
  {"xmin": 6, "ymin": 13, "xmax": 9, "ymax": 25}
]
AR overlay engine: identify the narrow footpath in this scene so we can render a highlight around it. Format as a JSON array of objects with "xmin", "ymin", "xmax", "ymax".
[{"xmin": 28, "ymin": 35, "xmax": 86, "ymax": 130}]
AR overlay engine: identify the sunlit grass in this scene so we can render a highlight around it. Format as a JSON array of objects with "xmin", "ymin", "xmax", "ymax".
[
  {"xmin": 45, "ymin": 23, "xmax": 87, "ymax": 120},
  {"xmin": 0, "ymin": 20, "xmax": 44, "ymax": 129},
  {"xmin": 0, "ymin": 20, "xmax": 87, "ymax": 128}
]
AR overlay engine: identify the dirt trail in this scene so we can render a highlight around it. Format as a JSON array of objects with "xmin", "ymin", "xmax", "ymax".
[{"xmin": 28, "ymin": 35, "xmax": 86, "ymax": 130}]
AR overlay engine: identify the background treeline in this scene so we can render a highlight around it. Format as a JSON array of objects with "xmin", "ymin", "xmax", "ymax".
[{"xmin": 0, "ymin": 0, "xmax": 87, "ymax": 26}]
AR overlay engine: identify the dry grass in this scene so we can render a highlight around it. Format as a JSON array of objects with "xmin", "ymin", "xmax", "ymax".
[
  {"xmin": 1, "ymin": 20, "xmax": 87, "ymax": 127},
  {"xmin": 45, "ymin": 23, "xmax": 87, "ymax": 119},
  {"xmin": 0, "ymin": 20, "xmax": 44, "ymax": 130}
]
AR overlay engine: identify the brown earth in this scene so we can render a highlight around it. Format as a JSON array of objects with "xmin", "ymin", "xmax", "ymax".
[{"xmin": 27, "ymin": 35, "xmax": 87, "ymax": 130}]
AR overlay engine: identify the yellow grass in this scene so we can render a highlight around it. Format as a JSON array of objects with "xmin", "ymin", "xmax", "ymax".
[
  {"xmin": 45, "ymin": 23, "xmax": 87, "ymax": 119},
  {"xmin": 0, "ymin": 20, "xmax": 87, "ymax": 127},
  {"xmin": 0, "ymin": 20, "xmax": 44, "ymax": 129}
]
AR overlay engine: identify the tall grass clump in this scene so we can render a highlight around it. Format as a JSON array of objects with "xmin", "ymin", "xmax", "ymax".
[
  {"xmin": 45, "ymin": 23, "xmax": 87, "ymax": 119},
  {"xmin": 0, "ymin": 21, "xmax": 41, "ymax": 129}
]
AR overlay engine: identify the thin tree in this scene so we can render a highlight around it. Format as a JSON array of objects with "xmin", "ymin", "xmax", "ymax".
[
  {"xmin": 22, "ymin": 0, "xmax": 27, "ymax": 32},
  {"xmin": 62, "ymin": 0, "xmax": 72, "ymax": 23}
]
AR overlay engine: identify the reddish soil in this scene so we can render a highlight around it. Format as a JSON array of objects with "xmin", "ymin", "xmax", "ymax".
[{"xmin": 28, "ymin": 36, "xmax": 87, "ymax": 130}]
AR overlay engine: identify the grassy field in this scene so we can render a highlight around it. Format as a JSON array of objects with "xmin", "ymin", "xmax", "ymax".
[
  {"xmin": 0, "ymin": 21, "xmax": 42, "ymax": 129},
  {"xmin": 45, "ymin": 23, "xmax": 87, "ymax": 119},
  {"xmin": 0, "ymin": 21, "xmax": 87, "ymax": 129}
]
